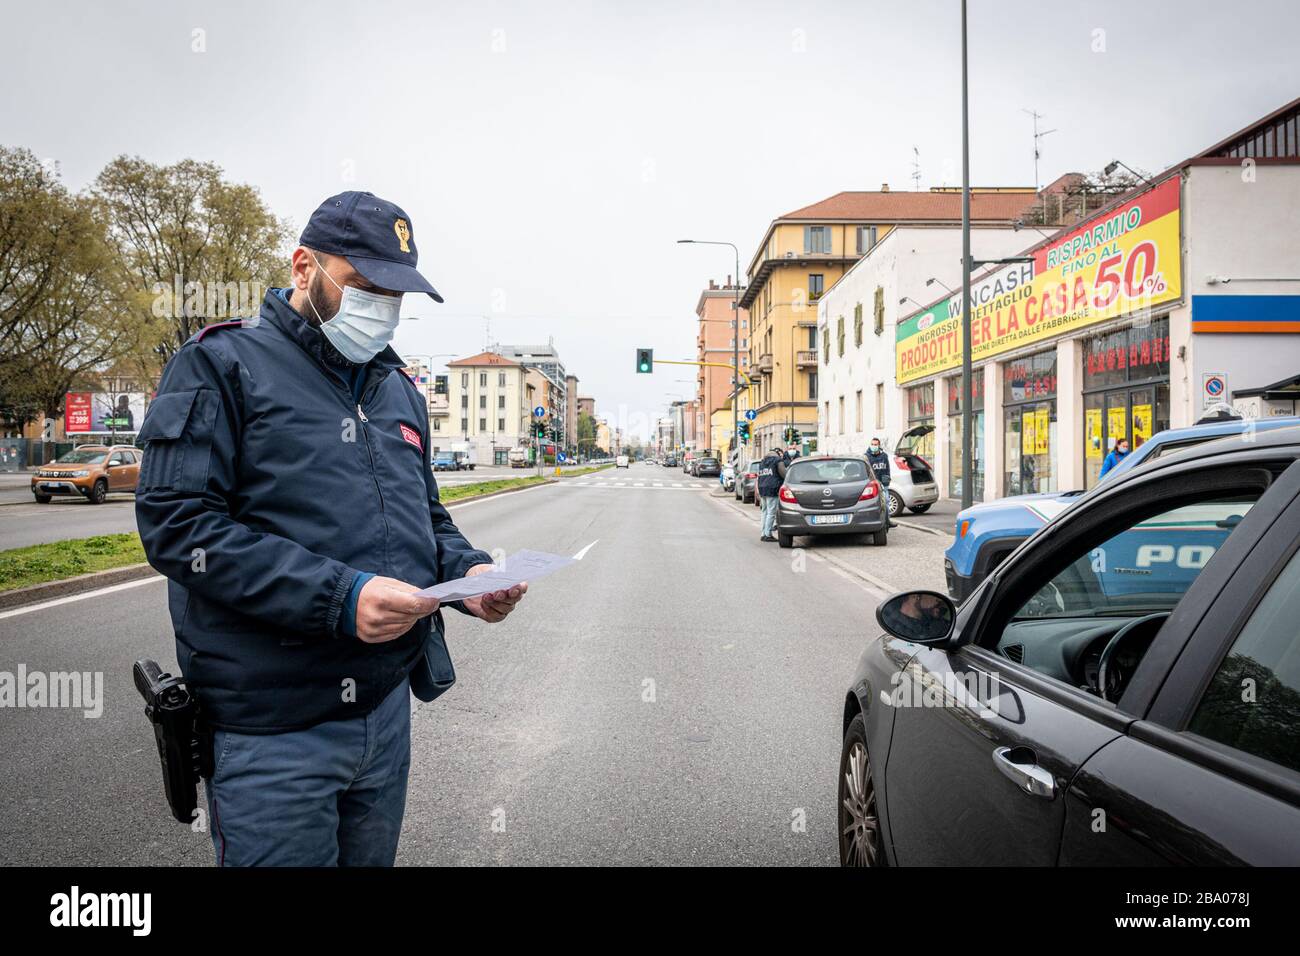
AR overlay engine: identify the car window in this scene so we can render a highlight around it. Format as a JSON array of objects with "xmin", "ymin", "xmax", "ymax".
[
  {"xmin": 1146, "ymin": 438, "xmax": 1209, "ymax": 462},
  {"xmin": 1014, "ymin": 496, "xmax": 1257, "ymax": 620},
  {"xmin": 108, "ymin": 453, "xmax": 124, "ymax": 465},
  {"xmin": 57, "ymin": 449, "xmax": 108, "ymax": 464},
  {"xmin": 787, "ymin": 459, "xmax": 868, "ymax": 483},
  {"xmin": 1187, "ymin": 546, "xmax": 1300, "ymax": 775}
]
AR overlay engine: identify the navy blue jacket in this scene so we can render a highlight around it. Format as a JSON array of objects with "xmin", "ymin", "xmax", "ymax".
[
  {"xmin": 756, "ymin": 451, "xmax": 785, "ymax": 497},
  {"xmin": 865, "ymin": 448, "xmax": 891, "ymax": 486},
  {"xmin": 135, "ymin": 290, "xmax": 491, "ymax": 733}
]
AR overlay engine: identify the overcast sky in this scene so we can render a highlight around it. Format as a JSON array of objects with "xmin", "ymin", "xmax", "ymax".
[{"xmin": 3, "ymin": 0, "xmax": 1297, "ymax": 438}]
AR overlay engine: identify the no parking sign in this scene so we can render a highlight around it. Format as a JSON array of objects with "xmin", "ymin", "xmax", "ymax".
[{"xmin": 1202, "ymin": 372, "xmax": 1227, "ymax": 408}]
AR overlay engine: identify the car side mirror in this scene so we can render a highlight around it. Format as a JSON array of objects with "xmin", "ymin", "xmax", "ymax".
[{"xmin": 876, "ymin": 590, "xmax": 957, "ymax": 645}]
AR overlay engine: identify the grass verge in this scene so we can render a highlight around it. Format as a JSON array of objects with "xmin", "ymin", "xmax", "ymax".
[
  {"xmin": 560, "ymin": 464, "xmax": 615, "ymax": 478},
  {"xmin": 0, "ymin": 533, "xmax": 147, "ymax": 592},
  {"xmin": 0, "ymin": 477, "xmax": 550, "ymax": 591},
  {"xmin": 440, "ymin": 475, "xmax": 551, "ymax": 502}
]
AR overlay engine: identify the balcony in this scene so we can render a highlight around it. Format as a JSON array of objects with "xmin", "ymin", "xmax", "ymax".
[
  {"xmin": 755, "ymin": 353, "xmax": 773, "ymax": 373},
  {"xmin": 796, "ymin": 350, "xmax": 818, "ymax": 368}
]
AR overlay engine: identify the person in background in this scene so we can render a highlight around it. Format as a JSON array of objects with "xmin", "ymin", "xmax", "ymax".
[
  {"xmin": 1100, "ymin": 437, "xmax": 1130, "ymax": 478},
  {"xmin": 756, "ymin": 445, "xmax": 785, "ymax": 542},
  {"xmin": 865, "ymin": 438, "xmax": 897, "ymax": 528}
]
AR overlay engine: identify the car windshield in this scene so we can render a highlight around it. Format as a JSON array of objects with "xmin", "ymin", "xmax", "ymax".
[
  {"xmin": 787, "ymin": 459, "xmax": 869, "ymax": 484},
  {"xmin": 434, "ymin": 452, "xmax": 454, "ymax": 460},
  {"xmin": 55, "ymin": 449, "xmax": 107, "ymax": 464}
]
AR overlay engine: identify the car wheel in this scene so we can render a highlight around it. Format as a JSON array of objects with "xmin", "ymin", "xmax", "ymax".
[
  {"xmin": 871, "ymin": 529, "xmax": 888, "ymax": 546},
  {"xmin": 839, "ymin": 713, "xmax": 885, "ymax": 867},
  {"xmin": 887, "ymin": 490, "xmax": 903, "ymax": 518},
  {"xmin": 777, "ymin": 532, "xmax": 793, "ymax": 548},
  {"xmin": 909, "ymin": 503, "xmax": 931, "ymax": 514},
  {"xmin": 88, "ymin": 479, "xmax": 107, "ymax": 505},
  {"xmin": 34, "ymin": 494, "xmax": 51, "ymax": 504}
]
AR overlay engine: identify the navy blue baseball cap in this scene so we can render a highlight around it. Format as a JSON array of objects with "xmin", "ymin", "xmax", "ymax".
[{"xmin": 299, "ymin": 191, "xmax": 443, "ymax": 302}]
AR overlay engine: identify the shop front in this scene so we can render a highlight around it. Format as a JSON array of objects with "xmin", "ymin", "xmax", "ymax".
[
  {"xmin": 945, "ymin": 369, "xmax": 985, "ymax": 501},
  {"xmin": 1082, "ymin": 317, "xmax": 1171, "ymax": 488},
  {"xmin": 1002, "ymin": 350, "xmax": 1058, "ymax": 495}
]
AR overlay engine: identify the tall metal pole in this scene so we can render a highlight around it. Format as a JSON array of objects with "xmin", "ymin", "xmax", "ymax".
[
  {"xmin": 960, "ymin": 0, "xmax": 974, "ymax": 511},
  {"xmin": 733, "ymin": 247, "xmax": 740, "ymax": 466}
]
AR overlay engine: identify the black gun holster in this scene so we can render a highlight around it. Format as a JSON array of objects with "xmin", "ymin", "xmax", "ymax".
[{"xmin": 133, "ymin": 659, "xmax": 214, "ymax": 824}]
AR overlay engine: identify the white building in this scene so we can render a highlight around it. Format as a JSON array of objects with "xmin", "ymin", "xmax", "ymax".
[
  {"xmin": 815, "ymin": 224, "xmax": 1030, "ymax": 492},
  {"xmin": 884, "ymin": 96, "xmax": 1300, "ymax": 505},
  {"xmin": 445, "ymin": 351, "xmax": 533, "ymax": 464}
]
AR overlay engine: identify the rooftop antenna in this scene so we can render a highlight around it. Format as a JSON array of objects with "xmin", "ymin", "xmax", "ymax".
[
  {"xmin": 1022, "ymin": 108, "xmax": 1056, "ymax": 194},
  {"xmin": 910, "ymin": 146, "xmax": 921, "ymax": 191}
]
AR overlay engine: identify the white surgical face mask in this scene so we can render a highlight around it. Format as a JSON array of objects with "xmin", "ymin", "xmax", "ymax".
[{"xmin": 306, "ymin": 253, "xmax": 402, "ymax": 363}]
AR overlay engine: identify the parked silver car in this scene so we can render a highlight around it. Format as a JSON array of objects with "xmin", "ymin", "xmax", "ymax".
[{"xmin": 886, "ymin": 425, "xmax": 940, "ymax": 518}]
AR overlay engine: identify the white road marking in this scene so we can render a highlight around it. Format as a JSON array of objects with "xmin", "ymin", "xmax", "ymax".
[
  {"xmin": 572, "ymin": 540, "xmax": 599, "ymax": 560},
  {"xmin": 0, "ymin": 574, "xmax": 166, "ymax": 621}
]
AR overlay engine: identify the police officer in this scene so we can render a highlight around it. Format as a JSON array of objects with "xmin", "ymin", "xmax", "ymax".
[
  {"xmin": 756, "ymin": 444, "xmax": 786, "ymax": 541},
  {"xmin": 136, "ymin": 191, "xmax": 526, "ymax": 867},
  {"xmin": 866, "ymin": 437, "xmax": 897, "ymax": 528}
]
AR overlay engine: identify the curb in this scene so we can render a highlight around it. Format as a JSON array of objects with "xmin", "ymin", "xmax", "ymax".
[{"xmin": 0, "ymin": 562, "xmax": 159, "ymax": 611}]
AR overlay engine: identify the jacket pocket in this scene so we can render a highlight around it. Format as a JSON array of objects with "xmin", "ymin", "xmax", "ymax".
[{"xmin": 138, "ymin": 389, "xmax": 220, "ymax": 492}]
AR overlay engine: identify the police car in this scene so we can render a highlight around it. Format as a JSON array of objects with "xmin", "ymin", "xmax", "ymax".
[{"xmin": 944, "ymin": 412, "xmax": 1300, "ymax": 602}]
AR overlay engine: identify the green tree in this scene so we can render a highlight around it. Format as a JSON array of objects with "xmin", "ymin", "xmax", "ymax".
[
  {"xmin": 92, "ymin": 156, "xmax": 294, "ymax": 380},
  {"xmin": 0, "ymin": 148, "xmax": 136, "ymax": 429}
]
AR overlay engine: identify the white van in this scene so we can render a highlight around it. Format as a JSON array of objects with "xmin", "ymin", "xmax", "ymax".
[{"xmin": 615, "ymin": 455, "xmax": 630, "ymax": 469}]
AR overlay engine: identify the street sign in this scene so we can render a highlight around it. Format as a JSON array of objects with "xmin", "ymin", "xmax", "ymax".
[
  {"xmin": 745, "ymin": 409, "xmax": 757, "ymax": 421},
  {"xmin": 1202, "ymin": 372, "xmax": 1227, "ymax": 408},
  {"xmin": 558, "ymin": 452, "xmax": 567, "ymax": 462},
  {"xmin": 533, "ymin": 405, "xmax": 546, "ymax": 417}
]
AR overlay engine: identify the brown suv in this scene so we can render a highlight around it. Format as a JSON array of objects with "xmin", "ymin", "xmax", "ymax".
[{"xmin": 31, "ymin": 444, "xmax": 143, "ymax": 504}]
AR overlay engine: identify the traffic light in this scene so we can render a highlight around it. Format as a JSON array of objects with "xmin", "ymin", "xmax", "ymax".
[
  {"xmin": 635, "ymin": 348, "xmax": 653, "ymax": 373},
  {"xmin": 784, "ymin": 427, "xmax": 801, "ymax": 444},
  {"xmin": 738, "ymin": 421, "xmax": 750, "ymax": 442},
  {"xmin": 535, "ymin": 422, "xmax": 546, "ymax": 438}
]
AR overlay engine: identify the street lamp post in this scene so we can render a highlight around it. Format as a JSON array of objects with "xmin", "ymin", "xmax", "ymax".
[
  {"xmin": 961, "ymin": 0, "xmax": 973, "ymax": 511},
  {"xmin": 678, "ymin": 239, "xmax": 742, "ymax": 467}
]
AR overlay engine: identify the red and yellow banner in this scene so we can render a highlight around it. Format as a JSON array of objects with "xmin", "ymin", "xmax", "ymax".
[{"xmin": 896, "ymin": 177, "xmax": 1182, "ymax": 384}]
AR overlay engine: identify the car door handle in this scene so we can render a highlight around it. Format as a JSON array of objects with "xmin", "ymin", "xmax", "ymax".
[{"xmin": 992, "ymin": 746, "xmax": 1056, "ymax": 799}]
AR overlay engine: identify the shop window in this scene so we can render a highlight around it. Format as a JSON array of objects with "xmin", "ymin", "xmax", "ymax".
[
  {"xmin": 1002, "ymin": 350, "xmax": 1058, "ymax": 496},
  {"xmin": 946, "ymin": 370, "xmax": 986, "ymax": 501},
  {"xmin": 1083, "ymin": 318, "xmax": 1172, "ymax": 489}
]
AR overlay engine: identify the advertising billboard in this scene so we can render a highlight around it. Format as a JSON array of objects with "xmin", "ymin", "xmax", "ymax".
[
  {"xmin": 65, "ymin": 392, "xmax": 148, "ymax": 434},
  {"xmin": 897, "ymin": 176, "xmax": 1182, "ymax": 385}
]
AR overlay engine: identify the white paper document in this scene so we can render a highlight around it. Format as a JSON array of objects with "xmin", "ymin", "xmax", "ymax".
[{"xmin": 414, "ymin": 546, "xmax": 589, "ymax": 602}]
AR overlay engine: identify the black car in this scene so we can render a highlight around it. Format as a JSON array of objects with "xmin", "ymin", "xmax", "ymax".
[
  {"xmin": 839, "ymin": 426, "xmax": 1300, "ymax": 866},
  {"xmin": 694, "ymin": 456, "xmax": 721, "ymax": 478},
  {"xmin": 776, "ymin": 456, "xmax": 888, "ymax": 548}
]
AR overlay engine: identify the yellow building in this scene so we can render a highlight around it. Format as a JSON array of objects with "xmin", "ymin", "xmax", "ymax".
[
  {"xmin": 739, "ymin": 186, "xmax": 1039, "ymax": 457},
  {"xmin": 709, "ymin": 402, "xmax": 733, "ymax": 464}
]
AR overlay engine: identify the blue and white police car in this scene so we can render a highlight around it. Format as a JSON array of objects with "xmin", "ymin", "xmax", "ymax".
[{"xmin": 944, "ymin": 411, "xmax": 1300, "ymax": 602}]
